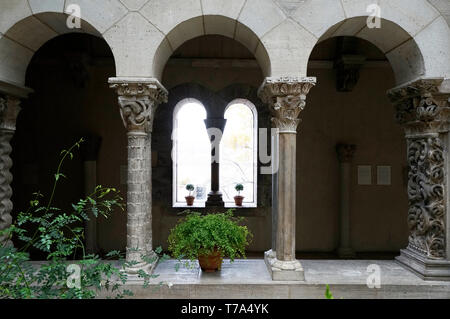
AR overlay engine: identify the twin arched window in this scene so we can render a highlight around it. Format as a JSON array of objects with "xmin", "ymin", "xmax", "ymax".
[{"xmin": 172, "ymin": 98, "xmax": 257, "ymax": 207}]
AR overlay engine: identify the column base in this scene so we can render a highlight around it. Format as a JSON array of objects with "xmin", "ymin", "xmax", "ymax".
[
  {"xmin": 124, "ymin": 251, "xmax": 159, "ymax": 278},
  {"xmin": 264, "ymin": 250, "xmax": 305, "ymax": 281},
  {"xmin": 337, "ymin": 247, "xmax": 356, "ymax": 259},
  {"xmin": 396, "ymin": 248, "xmax": 450, "ymax": 281},
  {"xmin": 205, "ymin": 191, "xmax": 225, "ymax": 207}
]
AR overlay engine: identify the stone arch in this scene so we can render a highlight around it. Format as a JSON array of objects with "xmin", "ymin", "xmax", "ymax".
[
  {"xmin": 309, "ymin": 17, "xmax": 425, "ymax": 85},
  {"xmin": 146, "ymin": 0, "xmax": 294, "ymax": 80},
  {"xmin": 0, "ymin": 0, "xmax": 127, "ymax": 85},
  {"xmin": 152, "ymin": 16, "xmax": 271, "ymax": 81},
  {"xmin": 291, "ymin": 0, "xmax": 450, "ymax": 84}
]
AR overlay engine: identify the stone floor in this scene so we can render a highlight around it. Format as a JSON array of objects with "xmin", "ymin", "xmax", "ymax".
[{"xmin": 99, "ymin": 259, "xmax": 450, "ymax": 299}]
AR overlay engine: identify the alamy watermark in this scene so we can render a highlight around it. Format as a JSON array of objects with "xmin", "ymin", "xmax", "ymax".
[
  {"xmin": 66, "ymin": 264, "xmax": 81, "ymax": 289},
  {"xmin": 366, "ymin": 264, "xmax": 381, "ymax": 289},
  {"xmin": 366, "ymin": 4, "xmax": 382, "ymax": 29},
  {"xmin": 171, "ymin": 127, "xmax": 279, "ymax": 175},
  {"xmin": 65, "ymin": 4, "xmax": 82, "ymax": 29}
]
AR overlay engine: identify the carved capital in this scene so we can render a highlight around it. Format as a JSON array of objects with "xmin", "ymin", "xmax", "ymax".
[
  {"xmin": 0, "ymin": 95, "xmax": 21, "ymax": 131},
  {"xmin": 336, "ymin": 144, "xmax": 356, "ymax": 163},
  {"xmin": 258, "ymin": 77, "xmax": 316, "ymax": 133},
  {"xmin": 109, "ymin": 78, "xmax": 168, "ymax": 133},
  {"xmin": 387, "ymin": 78, "xmax": 450, "ymax": 135}
]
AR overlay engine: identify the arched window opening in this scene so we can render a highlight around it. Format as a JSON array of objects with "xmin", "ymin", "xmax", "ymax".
[
  {"xmin": 220, "ymin": 99, "xmax": 257, "ymax": 206},
  {"xmin": 172, "ymin": 99, "xmax": 211, "ymax": 206}
]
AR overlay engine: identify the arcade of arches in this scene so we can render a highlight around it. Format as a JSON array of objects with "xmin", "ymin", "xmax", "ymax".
[{"xmin": 1, "ymin": 0, "xmax": 450, "ymax": 281}]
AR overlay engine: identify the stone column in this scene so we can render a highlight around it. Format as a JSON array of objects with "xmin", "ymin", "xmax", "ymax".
[
  {"xmin": 80, "ymin": 134, "xmax": 102, "ymax": 254},
  {"xmin": 269, "ymin": 131, "xmax": 279, "ymax": 258},
  {"xmin": 0, "ymin": 81, "xmax": 32, "ymax": 247},
  {"xmin": 109, "ymin": 78, "xmax": 168, "ymax": 274},
  {"xmin": 336, "ymin": 143, "xmax": 356, "ymax": 258},
  {"xmin": 259, "ymin": 76, "xmax": 316, "ymax": 281},
  {"xmin": 388, "ymin": 78, "xmax": 450, "ymax": 281},
  {"xmin": 0, "ymin": 95, "xmax": 20, "ymax": 247},
  {"xmin": 204, "ymin": 118, "xmax": 227, "ymax": 207}
]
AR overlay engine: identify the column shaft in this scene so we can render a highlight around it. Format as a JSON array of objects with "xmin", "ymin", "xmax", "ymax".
[
  {"xmin": 0, "ymin": 129, "xmax": 14, "ymax": 247},
  {"xmin": 126, "ymin": 132, "xmax": 149, "ymax": 265},
  {"xmin": 276, "ymin": 133, "xmax": 296, "ymax": 261},
  {"xmin": 336, "ymin": 143, "xmax": 356, "ymax": 258},
  {"xmin": 204, "ymin": 118, "xmax": 226, "ymax": 207},
  {"xmin": 339, "ymin": 162, "xmax": 351, "ymax": 252},
  {"xmin": 83, "ymin": 160, "xmax": 97, "ymax": 253},
  {"xmin": 0, "ymin": 95, "xmax": 23, "ymax": 247}
]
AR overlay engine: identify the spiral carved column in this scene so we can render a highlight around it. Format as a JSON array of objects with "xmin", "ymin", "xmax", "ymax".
[
  {"xmin": 0, "ymin": 95, "xmax": 20, "ymax": 247},
  {"xmin": 259, "ymin": 76, "xmax": 316, "ymax": 281},
  {"xmin": 388, "ymin": 78, "xmax": 450, "ymax": 281},
  {"xmin": 109, "ymin": 78, "xmax": 168, "ymax": 275}
]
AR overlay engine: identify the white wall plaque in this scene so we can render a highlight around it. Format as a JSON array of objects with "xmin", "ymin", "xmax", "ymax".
[
  {"xmin": 377, "ymin": 166, "xmax": 391, "ymax": 185},
  {"xmin": 358, "ymin": 165, "xmax": 372, "ymax": 185}
]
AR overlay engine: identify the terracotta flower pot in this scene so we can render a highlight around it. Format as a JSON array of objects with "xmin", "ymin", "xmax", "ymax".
[
  {"xmin": 185, "ymin": 196, "xmax": 195, "ymax": 206},
  {"xmin": 198, "ymin": 249, "xmax": 223, "ymax": 272},
  {"xmin": 234, "ymin": 195, "xmax": 244, "ymax": 206}
]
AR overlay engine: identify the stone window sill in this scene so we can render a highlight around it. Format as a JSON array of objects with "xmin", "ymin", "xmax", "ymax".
[{"xmin": 172, "ymin": 203, "xmax": 257, "ymax": 209}]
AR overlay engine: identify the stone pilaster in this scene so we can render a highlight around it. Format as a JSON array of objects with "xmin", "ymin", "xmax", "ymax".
[
  {"xmin": 258, "ymin": 76, "xmax": 316, "ymax": 281},
  {"xmin": 109, "ymin": 78, "xmax": 168, "ymax": 275},
  {"xmin": 0, "ymin": 95, "xmax": 20, "ymax": 247},
  {"xmin": 388, "ymin": 78, "xmax": 450, "ymax": 281},
  {"xmin": 336, "ymin": 143, "xmax": 356, "ymax": 258}
]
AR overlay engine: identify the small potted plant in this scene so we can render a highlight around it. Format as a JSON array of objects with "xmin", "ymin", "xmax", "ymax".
[
  {"xmin": 234, "ymin": 183, "xmax": 244, "ymax": 206},
  {"xmin": 185, "ymin": 184, "xmax": 195, "ymax": 206},
  {"xmin": 168, "ymin": 209, "xmax": 253, "ymax": 272}
]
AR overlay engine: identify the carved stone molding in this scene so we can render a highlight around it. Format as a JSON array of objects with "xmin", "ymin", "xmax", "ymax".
[
  {"xmin": 109, "ymin": 78, "xmax": 168, "ymax": 133},
  {"xmin": 387, "ymin": 78, "xmax": 450, "ymax": 135},
  {"xmin": 406, "ymin": 137, "xmax": 445, "ymax": 259},
  {"xmin": 258, "ymin": 77, "xmax": 316, "ymax": 133},
  {"xmin": 336, "ymin": 143, "xmax": 356, "ymax": 163}
]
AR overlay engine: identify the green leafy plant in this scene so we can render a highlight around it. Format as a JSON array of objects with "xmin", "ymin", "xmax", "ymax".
[
  {"xmin": 168, "ymin": 209, "xmax": 252, "ymax": 264},
  {"xmin": 325, "ymin": 284, "xmax": 334, "ymax": 299},
  {"xmin": 235, "ymin": 184, "xmax": 244, "ymax": 196},
  {"xmin": 185, "ymin": 184, "xmax": 195, "ymax": 197},
  {"xmin": 0, "ymin": 138, "xmax": 168, "ymax": 299}
]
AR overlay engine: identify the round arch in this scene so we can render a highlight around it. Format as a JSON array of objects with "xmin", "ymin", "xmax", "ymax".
[
  {"xmin": 222, "ymin": 98, "xmax": 258, "ymax": 206},
  {"xmin": 308, "ymin": 17, "xmax": 425, "ymax": 85},
  {"xmin": 0, "ymin": 5, "xmax": 121, "ymax": 86},
  {"xmin": 291, "ymin": 0, "xmax": 450, "ymax": 84},
  {"xmin": 172, "ymin": 98, "xmax": 210, "ymax": 206},
  {"xmin": 152, "ymin": 15, "xmax": 271, "ymax": 81}
]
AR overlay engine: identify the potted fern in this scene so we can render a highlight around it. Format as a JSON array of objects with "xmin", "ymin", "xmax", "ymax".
[
  {"xmin": 185, "ymin": 184, "xmax": 195, "ymax": 206},
  {"xmin": 168, "ymin": 209, "xmax": 252, "ymax": 272},
  {"xmin": 234, "ymin": 183, "xmax": 244, "ymax": 206}
]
